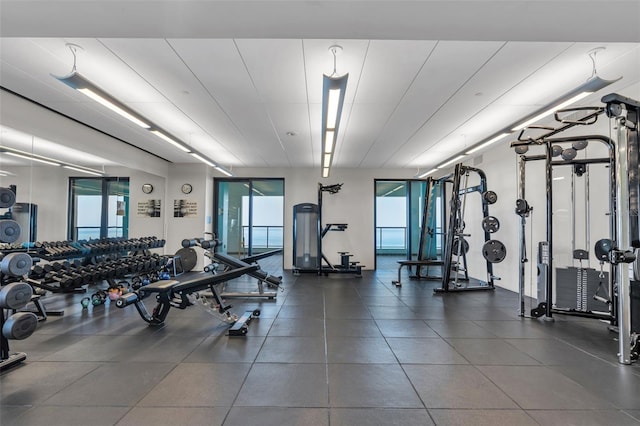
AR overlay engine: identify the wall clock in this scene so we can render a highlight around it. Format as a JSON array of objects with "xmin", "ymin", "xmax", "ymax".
[
  {"xmin": 181, "ymin": 183, "xmax": 193, "ymax": 194},
  {"xmin": 142, "ymin": 183, "xmax": 153, "ymax": 194}
]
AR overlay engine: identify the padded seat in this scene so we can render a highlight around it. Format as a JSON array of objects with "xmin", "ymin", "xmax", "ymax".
[{"xmin": 140, "ymin": 280, "xmax": 180, "ymax": 294}]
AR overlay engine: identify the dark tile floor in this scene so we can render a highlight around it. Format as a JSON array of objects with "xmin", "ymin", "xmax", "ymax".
[{"xmin": 2, "ymin": 256, "xmax": 640, "ymax": 425}]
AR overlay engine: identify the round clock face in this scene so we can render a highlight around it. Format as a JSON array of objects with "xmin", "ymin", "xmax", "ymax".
[
  {"xmin": 181, "ymin": 183, "xmax": 193, "ymax": 194},
  {"xmin": 142, "ymin": 183, "xmax": 153, "ymax": 194}
]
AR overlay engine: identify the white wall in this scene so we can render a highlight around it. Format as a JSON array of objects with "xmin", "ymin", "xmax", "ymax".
[{"xmin": 230, "ymin": 167, "xmax": 416, "ymax": 270}]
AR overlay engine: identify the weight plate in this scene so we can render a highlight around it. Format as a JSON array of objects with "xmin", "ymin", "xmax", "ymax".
[
  {"xmin": 0, "ymin": 187, "xmax": 16, "ymax": 209},
  {"xmin": 483, "ymin": 190, "xmax": 498, "ymax": 205},
  {"xmin": 0, "ymin": 282, "xmax": 33, "ymax": 310},
  {"xmin": 515, "ymin": 199, "xmax": 530, "ymax": 215},
  {"xmin": 451, "ymin": 237, "xmax": 469, "ymax": 255},
  {"xmin": 482, "ymin": 239, "xmax": 507, "ymax": 263},
  {"xmin": 561, "ymin": 147, "xmax": 577, "ymax": 160},
  {"xmin": 514, "ymin": 145, "xmax": 529, "ymax": 155},
  {"xmin": 0, "ymin": 219, "xmax": 22, "ymax": 243},
  {"xmin": 572, "ymin": 140, "xmax": 589, "ymax": 150},
  {"xmin": 175, "ymin": 247, "xmax": 198, "ymax": 272},
  {"xmin": 2, "ymin": 312, "xmax": 38, "ymax": 340},
  {"xmin": 594, "ymin": 239, "xmax": 613, "ymax": 262},
  {"xmin": 481, "ymin": 216, "xmax": 500, "ymax": 233},
  {"xmin": 0, "ymin": 252, "xmax": 33, "ymax": 277},
  {"xmin": 551, "ymin": 145, "xmax": 563, "ymax": 157}
]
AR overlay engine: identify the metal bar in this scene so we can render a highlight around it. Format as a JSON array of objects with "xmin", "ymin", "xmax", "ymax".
[
  {"xmin": 545, "ymin": 141, "xmax": 554, "ymax": 320},
  {"xmin": 614, "ymin": 114, "xmax": 632, "ymax": 364}
]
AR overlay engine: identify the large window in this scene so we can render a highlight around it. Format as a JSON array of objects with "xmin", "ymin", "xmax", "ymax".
[
  {"xmin": 68, "ymin": 177, "xmax": 129, "ymax": 240},
  {"xmin": 214, "ymin": 178, "xmax": 284, "ymax": 257},
  {"xmin": 374, "ymin": 179, "xmax": 427, "ymax": 263}
]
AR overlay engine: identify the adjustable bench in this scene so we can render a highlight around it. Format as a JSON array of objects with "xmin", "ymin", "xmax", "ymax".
[
  {"xmin": 213, "ymin": 252, "xmax": 283, "ymax": 298},
  {"xmin": 116, "ymin": 265, "xmax": 260, "ymax": 336}
]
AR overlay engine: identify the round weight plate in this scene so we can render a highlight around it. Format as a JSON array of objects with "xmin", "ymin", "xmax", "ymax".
[
  {"xmin": 2, "ymin": 312, "xmax": 38, "ymax": 340},
  {"xmin": 594, "ymin": 238, "xmax": 613, "ymax": 262},
  {"xmin": 551, "ymin": 145, "xmax": 563, "ymax": 157},
  {"xmin": 572, "ymin": 140, "xmax": 589, "ymax": 150},
  {"xmin": 483, "ymin": 190, "xmax": 498, "ymax": 205},
  {"xmin": 0, "ymin": 252, "xmax": 33, "ymax": 277},
  {"xmin": 0, "ymin": 219, "xmax": 21, "ymax": 243},
  {"xmin": 0, "ymin": 282, "xmax": 33, "ymax": 310},
  {"xmin": 451, "ymin": 237, "xmax": 469, "ymax": 255},
  {"xmin": 175, "ymin": 247, "xmax": 198, "ymax": 272},
  {"xmin": 0, "ymin": 187, "xmax": 16, "ymax": 209},
  {"xmin": 514, "ymin": 145, "xmax": 529, "ymax": 155},
  {"xmin": 481, "ymin": 216, "xmax": 501, "ymax": 233},
  {"xmin": 561, "ymin": 147, "xmax": 577, "ymax": 160},
  {"xmin": 515, "ymin": 199, "xmax": 530, "ymax": 215},
  {"xmin": 482, "ymin": 239, "xmax": 507, "ymax": 263}
]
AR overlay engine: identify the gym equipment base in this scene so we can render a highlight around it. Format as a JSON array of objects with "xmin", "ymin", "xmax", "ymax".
[
  {"xmin": 434, "ymin": 278, "xmax": 494, "ymax": 293},
  {"xmin": 0, "ymin": 352, "xmax": 27, "ymax": 372},
  {"xmin": 392, "ymin": 260, "xmax": 443, "ymax": 287}
]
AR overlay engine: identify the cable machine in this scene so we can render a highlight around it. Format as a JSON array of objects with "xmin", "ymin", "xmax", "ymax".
[
  {"xmin": 292, "ymin": 183, "xmax": 363, "ymax": 276},
  {"xmin": 511, "ymin": 97, "xmax": 639, "ymax": 364}
]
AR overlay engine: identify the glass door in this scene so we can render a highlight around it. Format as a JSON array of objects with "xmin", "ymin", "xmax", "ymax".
[
  {"xmin": 215, "ymin": 178, "xmax": 284, "ymax": 258},
  {"xmin": 216, "ymin": 180, "xmax": 250, "ymax": 256}
]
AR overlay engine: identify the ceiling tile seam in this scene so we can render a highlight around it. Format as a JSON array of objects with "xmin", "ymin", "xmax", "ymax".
[
  {"xmin": 382, "ymin": 41, "xmax": 509, "ymax": 169},
  {"xmin": 356, "ymin": 41, "xmax": 440, "ymax": 167},
  {"xmin": 163, "ymin": 38, "xmax": 255, "ymax": 167},
  {"xmin": 231, "ymin": 39, "xmax": 293, "ymax": 168},
  {"xmin": 97, "ymin": 38, "xmax": 246, "ymax": 166},
  {"xmin": 407, "ymin": 41, "xmax": 578, "ymax": 167},
  {"xmin": 333, "ymin": 39, "xmax": 371, "ymax": 167},
  {"xmin": 301, "ymin": 40, "xmax": 316, "ymax": 168}
]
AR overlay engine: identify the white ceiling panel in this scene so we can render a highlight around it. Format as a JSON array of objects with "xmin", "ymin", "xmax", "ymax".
[{"xmin": 1, "ymin": 1, "xmax": 639, "ymax": 175}]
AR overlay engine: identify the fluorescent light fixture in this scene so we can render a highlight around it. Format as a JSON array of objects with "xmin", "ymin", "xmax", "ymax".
[
  {"xmin": 53, "ymin": 72, "xmax": 150, "ymax": 129},
  {"xmin": 417, "ymin": 168, "xmax": 439, "ymax": 179},
  {"xmin": 190, "ymin": 154, "xmax": 233, "ymax": 176},
  {"xmin": 150, "ymin": 130, "xmax": 191, "ymax": 153},
  {"xmin": 323, "ymin": 153, "xmax": 332, "ymax": 167},
  {"xmin": 552, "ymin": 176, "xmax": 565, "ymax": 181},
  {"xmin": 214, "ymin": 166, "xmax": 233, "ymax": 177},
  {"xmin": 466, "ymin": 133, "xmax": 510, "ymax": 154},
  {"xmin": 438, "ymin": 155, "xmax": 466, "ymax": 169},
  {"xmin": 63, "ymin": 165, "xmax": 104, "ymax": 176},
  {"xmin": 321, "ymin": 72, "xmax": 348, "ymax": 178},
  {"xmin": 421, "ymin": 75, "xmax": 619, "ymax": 175},
  {"xmin": 511, "ymin": 76, "xmax": 618, "ymax": 131},
  {"xmin": 1, "ymin": 146, "xmax": 104, "ymax": 175},
  {"xmin": 326, "ymin": 89, "xmax": 341, "ymax": 128},
  {"xmin": 78, "ymin": 88, "xmax": 150, "ymax": 129},
  {"xmin": 5, "ymin": 151, "xmax": 61, "ymax": 166},
  {"xmin": 190, "ymin": 152, "xmax": 215, "ymax": 167},
  {"xmin": 54, "ymin": 69, "xmax": 229, "ymax": 175},
  {"xmin": 512, "ymin": 92, "xmax": 591, "ymax": 131},
  {"xmin": 324, "ymin": 131, "xmax": 335, "ymax": 154}
]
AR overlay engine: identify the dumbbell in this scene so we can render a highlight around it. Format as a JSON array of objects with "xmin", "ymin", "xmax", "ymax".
[{"xmin": 0, "ymin": 219, "xmax": 22, "ymax": 244}]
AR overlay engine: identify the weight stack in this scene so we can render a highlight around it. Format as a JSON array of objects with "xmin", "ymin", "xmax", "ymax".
[{"xmin": 555, "ymin": 267, "xmax": 610, "ymax": 313}]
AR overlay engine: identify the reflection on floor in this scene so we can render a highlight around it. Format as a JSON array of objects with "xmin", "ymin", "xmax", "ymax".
[{"xmin": 2, "ymin": 255, "xmax": 640, "ymax": 426}]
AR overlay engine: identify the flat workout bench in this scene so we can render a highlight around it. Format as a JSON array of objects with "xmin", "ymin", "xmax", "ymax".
[
  {"xmin": 392, "ymin": 260, "xmax": 444, "ymax": 287},
  {"xmin": 116, "ymin": 265, "xmax": 260, "ymax": 336}
]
